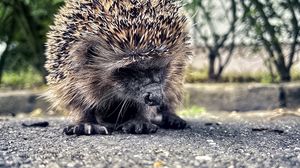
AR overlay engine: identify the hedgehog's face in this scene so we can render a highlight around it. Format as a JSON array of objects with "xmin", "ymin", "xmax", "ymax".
[{"xmin": 112, "ymin": 59, "xmax": 169, "ymax": 106}]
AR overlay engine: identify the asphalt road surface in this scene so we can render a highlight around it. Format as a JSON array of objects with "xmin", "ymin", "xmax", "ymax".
[{"xmin": 1, "ymin": 112, "xmax": 300, "ymax": 168}]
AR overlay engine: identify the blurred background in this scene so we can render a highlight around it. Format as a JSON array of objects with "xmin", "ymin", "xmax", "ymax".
[{"xmin": 0, "ymin": 0, "xmax": 299, "ymax": 117}]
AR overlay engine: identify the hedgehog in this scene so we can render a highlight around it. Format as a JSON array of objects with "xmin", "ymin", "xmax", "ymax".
[{"xmin": 45, "ymin": 0, "xmax": 191, "ymax": 135}]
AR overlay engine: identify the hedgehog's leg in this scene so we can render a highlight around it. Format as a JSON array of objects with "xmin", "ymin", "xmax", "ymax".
[
  {"xmin": 156, "ymin": 104, "xmax": 188, "ymax": 129},
  {"xmin": 117, "ymin": 108, "xmax": 158, "ymax": 134},
  {"xmin": 63, "ymin": 108, "xmax": 113, "ymax": 136}
]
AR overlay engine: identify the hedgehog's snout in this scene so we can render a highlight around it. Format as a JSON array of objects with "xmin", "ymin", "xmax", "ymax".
[
  {"xmin": 143, "ymin": 84, "xmax": 163, "ymax": 106},
  {"xmin": 144, "ymin": 92, "xmax": 162, "ymax": 106}
]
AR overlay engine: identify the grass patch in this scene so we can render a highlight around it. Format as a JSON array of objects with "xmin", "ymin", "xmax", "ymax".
[
  {"xmin": 178, "ymin": 105, "xmax": 206, "ymax": 117},
  {"xmin": 185, "ymin": 67, "xmax": 208, "ymax": 83},
  {"xmin": 185, "ymin": 67, "xmax": 300, "ymax": 83},
  {"xmin": 221, "ymin": 71, "xmax": 279, "ymax": 83},
  {"xmin": 0, "ymin": 68, "xmax": 44, "ymax": 89},
  {"xmin": 291, "ymin": 69, "xmax": 300, "ymax": 82}
]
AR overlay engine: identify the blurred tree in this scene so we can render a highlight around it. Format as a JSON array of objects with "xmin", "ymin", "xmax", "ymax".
[
  {"xmin": 241, "ymin": 0, "xmax": 300, "ymax": 82},
  {"xmin": 185, "ymin": 0, "xmax": 238, "ymax": 81},
  {"xmin": 0, "ymin": 0, "xmax": 64, "ymax": 83}
]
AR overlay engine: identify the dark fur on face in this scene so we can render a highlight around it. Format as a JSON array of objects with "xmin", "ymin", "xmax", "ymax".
[
  {"xmin": 112, "ymin": 58, "xmax": 170, "ymax": 105},
  {"xmin": 45, "ymin": 0, "xmax": 191, "ymax": 135}
]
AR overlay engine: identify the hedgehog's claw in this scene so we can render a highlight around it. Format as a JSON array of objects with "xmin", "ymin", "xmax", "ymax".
[
  {"xmin": 117, "ymin": 120, "xmax": 158, "ymax": 134},
  {"xmin": 63, "ymin": 123, "xmax": 112, "ymax": 136},
  {"xmin": 159, "ymin": 114, "xmax": 188, "ymax": 129}
]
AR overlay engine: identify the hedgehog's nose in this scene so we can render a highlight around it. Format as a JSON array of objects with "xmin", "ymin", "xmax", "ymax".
[{"xmin": 144, "ymin": 92, "xmax": 162, "ymax": 106}]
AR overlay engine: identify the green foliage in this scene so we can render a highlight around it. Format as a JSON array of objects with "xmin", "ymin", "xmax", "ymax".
[
  {"xmin": 0, "ymin": 67, "xmax": 44, "ymax": 89},
  {"xmin": 178, "ymin": 106, "xmax": 206, "ymax": 118},
  {"xmin": 241, "ymin": 0, "xmax": 300, "ymax": 82},
  {"xmin": 0, "ymin": 0, "xmax": 64, "ymax": 83}
]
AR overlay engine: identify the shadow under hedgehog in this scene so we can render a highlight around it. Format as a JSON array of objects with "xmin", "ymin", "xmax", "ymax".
[{"xmin": 45, "ymin": 0, "xmax": 192, "ymax": 135}]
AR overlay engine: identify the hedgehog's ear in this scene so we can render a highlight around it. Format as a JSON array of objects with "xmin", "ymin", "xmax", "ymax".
[
  {"xmin": 67, "ymin": 41, "xmax": 98, "ymax": 73},
  {"xmin": 86, "ymin": 44, "xmax": 98, "ymax": 59},
  {"xmin": 70, "ymin": 37, "xmax": 126, "ymax": 70}
]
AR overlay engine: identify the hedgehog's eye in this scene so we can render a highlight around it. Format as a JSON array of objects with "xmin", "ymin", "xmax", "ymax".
[
  {"xmin": 151, "ymin": 67, "xmax": 166, "ymax": 81},
  {"xmin": 121, "ymin": 67, "xmax": 140, "ymax": 74},
  {"xmin": 113, "ymin": 67, "xmax": 141, "ymax": 78},
  {"xmin": 118, "ymin": 68, "xmax": 135, "ymax": 75}
]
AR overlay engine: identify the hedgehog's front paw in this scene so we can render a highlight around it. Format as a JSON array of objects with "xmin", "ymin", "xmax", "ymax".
[
  {"xmin": 63, "ymin": 123, "xmax": 112, "ymax": 136},
  {"xmin": 160, "ymin": 114, "xmax": 188, "ymax": 129},
  {"xmin": 118, "ymin": 120, "xmax": 158, "ymax": 134}
]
